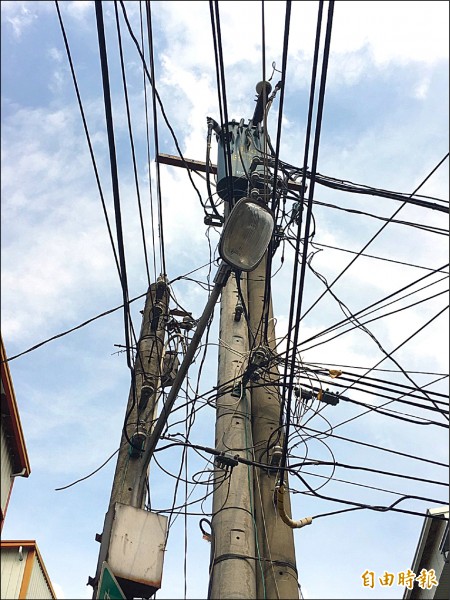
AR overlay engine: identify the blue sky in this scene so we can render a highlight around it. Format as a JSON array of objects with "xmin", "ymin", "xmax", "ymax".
[{"xmin": 1, "ymin": 2, "xmax": 449, "ymax": 599}]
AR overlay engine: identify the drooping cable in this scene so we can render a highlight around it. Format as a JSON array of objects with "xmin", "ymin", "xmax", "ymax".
[
  {"xmin": 302, "ymin": 258, "xmax": 449, "ymax": 417},
  {"xmin": 326, "ymin": 305, "xmax": 449, "ymax": 432},
  {"xmin": 297, "ymin": 263, "xmax": 449, "ymax": 348}
]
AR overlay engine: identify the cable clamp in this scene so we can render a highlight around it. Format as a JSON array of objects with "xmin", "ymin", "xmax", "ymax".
[
  {"xmin": 319, "ymin": 388, "xmax": 340, "ymax": 406},
  {"xmin": 215, "ymin": 451, "xmax": 239, "ymax": 470},
  {"xmin": 204, "ymin": 213, "xmax": 224, "ymax": 227}
]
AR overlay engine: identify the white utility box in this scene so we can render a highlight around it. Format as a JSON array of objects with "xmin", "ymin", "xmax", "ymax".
[{"xmin": 104, "ymin": 503, "xmax": 168, "ymax": 599}]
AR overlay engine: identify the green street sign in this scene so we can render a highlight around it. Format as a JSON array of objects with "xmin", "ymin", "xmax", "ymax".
[{"xmin": 97, "ymin": 562, "xmax": 126, "ymax": 599}]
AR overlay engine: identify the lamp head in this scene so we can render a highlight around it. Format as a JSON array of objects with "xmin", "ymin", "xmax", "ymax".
[{"xmin": 219, "ymin": 197, "xmax": 275, "ymax": 272}]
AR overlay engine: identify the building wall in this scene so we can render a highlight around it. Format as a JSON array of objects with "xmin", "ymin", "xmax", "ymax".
[
  {"xmin": 0, "ymin": 419, "xmax": 14, "ymax": 521},
  {"xmin": 405, "ymin": 507, "xmax": 449, "ymax": 600},
  {"xmin": 0, "ymin": 546, "xmax": 27, "ymax": 600},
  {"xmin": 1, "ymin": 335, "xmax": 30, "ymax": 527}
]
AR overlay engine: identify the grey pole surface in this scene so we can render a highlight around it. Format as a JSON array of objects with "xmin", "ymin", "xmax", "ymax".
[
  {"xmin": 208, "ymin": 272, "xmax": 257, "ymax": 599},
  {"xmin": 108, "ymin": 280, "xmax": 169, "ymax": 510},
  {"xmin": 92, "ymin": 280, "xmax": 169, "ymax": 596},
  {"xmin": 248, "ymin": 256, "xmax": 300, "ymax": 600}
]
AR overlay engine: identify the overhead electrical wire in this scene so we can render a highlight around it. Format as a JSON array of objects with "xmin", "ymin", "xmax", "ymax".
[
  {"xmin": 299, "ymin": 426, "xmax": 448, "ymax": 468},
  {"xmin": 300, "ymin": 369, "xmax": 448, "ymax": 404},
  {"xmin": 95, "ymin": 0, "xmax": 133, "ymax": 373},
  {"xmin": 260, "ymin": 0, "xmax": 292, "ymax": 350},
  {"xmin": 114, "ymin": 0, "xmax": 151, "ymax": 287},
  {"xmin": 55, "ymin": 447, "xmax": 120, "ymax": 491},
  {"xmin": 298, "ymin": 379, "xmax": 448, "ymax": 418},
  {"xmin": 54, "ymin": 0, "xmax": 121, "ymax": 279},
  {"xmin": 289, "ymin": 458, "xmax": 448, "ymax": 488},
  {"xmin": 139, "ymin": 0, "xmax": 158, "ymax": 282},
  {"xmin": 282, "ymin": 164, "xmax": 449, "ymax": 213},
  {"xmin": 209, "ymin": 0, "xmax": 234, "ymax": 204},
  {"xmin": 299, "ymin": 256, "xmax": 449, "ymax": 417},
  {"xmin": 301, "ymin": 287, "xmax": 448, "ymax": 354},
  {"xmin": 279, "ymin": 0, "xmax": 325, "ymax": 437},
  {"xmin": 308, "ymin": 369, "xmax": 448, "ymax": 400},
  {"xmin": 298, "ymin": 264, "xmax": 449, "ymax": 349},
  {"xmin": 152, "ymin": 438, "xmax": 448, "ymax": 499},
  {"xmin": 306, "ymin": 241, "xmax": 449, "ymax": 273},
  {"xmin": 310, "ymin": 505, "xmax": 449, "ymax": 522},
  {"xmin": 279, "ymin": 0, "xmax": 326, "ymax": 428},
  {"xmin": 299, "ymin": 198, "xmax": 449, "ymax": 235},
  {"xmin": 2, "ymin": 260, "xmax": 215, "ymax": 364},
  {"xmin": 300, "ymin": 152, "xmax": 450, "ymax": 323},
  {"xmin": 329, "ymin": 304, "xmax": 450, "ymax": 422},
  {"xmin": 95, "ymin": 2, "xmax": 161, "ymax": 456},
  {"xmin": 268, "ymin": 0, "xmax": 291, "ymax": 217},
  {"xmin": 292, "ymin": 471, "xmax": 446, "ymax": 503},
  {"xmin": 118, "ymin": 0, "xmax": 207, "ymax": 212},
  {"xmin": 144, "ymin": 0, "xmax": 167, "ymax": 276},
  {"xmin": 293, "ymin": 477, "xmax": 450, "ymax": 521},
  {"xmin": 280, "ymin": 0, "xmax": 335, "ymax": 488}
]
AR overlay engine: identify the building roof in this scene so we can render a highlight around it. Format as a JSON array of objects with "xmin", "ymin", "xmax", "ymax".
[
  {"xmin": 1, "ymin": 540, "xmax": 57, "ymax": 599},
  {"xmin": 0, "ymin": 335, "xmax": 31, "ymax": 476}
]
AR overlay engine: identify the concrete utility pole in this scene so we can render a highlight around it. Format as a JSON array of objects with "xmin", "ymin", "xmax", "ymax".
[
  {"xmin": 209, "ymin": 271, "xmax": 257, "ymax": 600},
  {"xmin": 92, "ymin": 279, "xmax": 169, "ymax": 595},
  {"xmin": 154, "ymin": 80, "xmax": 301, "ymax": 599},
  {"xmin": 108, "ymin": 278, "xmax": 169, "ymax": 510},
  {"xmin": 248, "ymin": 256, "xmax": 299, "ymax": 599}
]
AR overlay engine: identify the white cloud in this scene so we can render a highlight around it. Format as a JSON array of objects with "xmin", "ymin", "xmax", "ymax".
[
  {"xmin": 414, "ymin": 76, "xmax": 431, "ymax": 99},
  {"xmin": 50, "ymin": 582, "xmax": 66, "ymax": 599},
  {"xmin": 48, "ymin": 46, "xmax": 63, "ymax": 63},
  {"xmin": 328, "ymin": 1, "xmax": 449, "ymax": 65},
  {"xmin": 1, "ymin": 1, "xmax": 39, "ymax": 38},
  {"xmin": 66, "ymin": 0, "xmax": 94, "ymax": 21}
]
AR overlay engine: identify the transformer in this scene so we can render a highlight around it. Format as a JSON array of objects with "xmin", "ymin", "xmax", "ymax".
[{"xmin": 216, "ymin": 119, "xmax": 269, "ymax": 202}]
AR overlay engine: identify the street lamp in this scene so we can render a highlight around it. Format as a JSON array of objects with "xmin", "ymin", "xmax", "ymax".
[{"xmin": 219, "ymin": 197, "xmax": 275, "ymax": 271}]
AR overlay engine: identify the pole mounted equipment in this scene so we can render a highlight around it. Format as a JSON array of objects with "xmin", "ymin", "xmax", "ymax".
[{"xmin": 215, "ymin": 81, "xmax": 273, "ymax": 203}]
